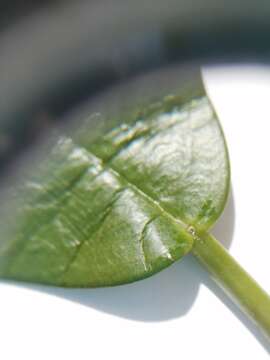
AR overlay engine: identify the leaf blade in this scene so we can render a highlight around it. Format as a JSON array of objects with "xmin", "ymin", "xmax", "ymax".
[{"xmin": 0, "ymin": 82, "xmax": 229, "ymax": 287}]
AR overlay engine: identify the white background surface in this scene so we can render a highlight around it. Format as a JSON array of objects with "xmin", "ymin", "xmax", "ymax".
[{"xmin": 1, "ymin": 65, "xmax": 270, "ymax": 359}]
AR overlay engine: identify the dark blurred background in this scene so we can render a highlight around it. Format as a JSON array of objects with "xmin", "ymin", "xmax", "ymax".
[
  {"xmin": 0, "ymin": 1, "xmax": 60, "ymax": 30},
  {"xmin": 0, "ymin": 1, "xmax": 68, "ymax": 171},
  {"xmin": 0, "ymin": 0, "xmax": 270, "ymax": 177}
]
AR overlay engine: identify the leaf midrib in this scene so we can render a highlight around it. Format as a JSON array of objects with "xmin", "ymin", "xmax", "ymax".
[{"xmin": 86, "ymin": 146, "xmax": 190, "ymax": 229}]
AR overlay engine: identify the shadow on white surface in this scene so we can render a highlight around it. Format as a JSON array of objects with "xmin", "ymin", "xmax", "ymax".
[{"xmin": 2, "ymin": 190, "xmax": 270, "ymax": 353}]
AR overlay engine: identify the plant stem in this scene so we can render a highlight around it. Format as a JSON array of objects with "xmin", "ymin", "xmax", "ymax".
[{"xmin": 191, "ymin": 231, "xmax": 270, "ymax": 340}]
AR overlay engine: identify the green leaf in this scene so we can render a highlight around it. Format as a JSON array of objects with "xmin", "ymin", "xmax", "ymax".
[{"xmin": 0, "ymin": 77, "xmax": 230, "ymax": 287}]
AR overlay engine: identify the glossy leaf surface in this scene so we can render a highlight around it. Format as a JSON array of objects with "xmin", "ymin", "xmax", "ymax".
[{"xmin": 0, "ymin": 84, "xmax": 229, "ymax": 287}]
